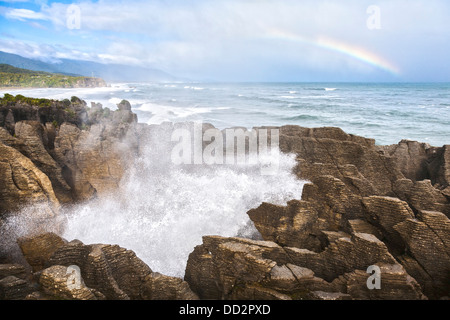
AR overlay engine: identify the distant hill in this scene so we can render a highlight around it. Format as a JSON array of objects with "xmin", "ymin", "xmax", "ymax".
[
  {"xmin": 0, "ymin": 51, "xmax": 179, "ymax": 82},
  {"xmin": 0, "ymin": 63, "xmax": 107, "ymax": 88}
]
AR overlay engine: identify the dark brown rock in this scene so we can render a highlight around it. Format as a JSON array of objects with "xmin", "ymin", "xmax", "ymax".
[
  {"xmin": 247, "ymin": 200, "xmax": 320, "ymax": 251},
  {"xmin": 285, "ymin": 233, "xmax": 397, "ymax": 282},
  {"xmin": 0, "ymin": 275, "xmax": 31, "ymax": 300},
  {"xmin": 185, "ymin": 236, "xmax": 291, "ymax": 299},
  {"xmin": 142, "ymin": 272, "xmax": 198, "ymax": 300},
  {"xmin": 394, "ymin": 179, "xmax": 450, "ymax": 217},
  {"xmin": 47, "ymin": 240, "xmax": 152, "ymax": 300},
  {"xmin": 301, "ymin": 175, "xmax": 367, "ymax": 230},
  {"xmin": 428, "ymin": 145, "xmax": 450, "ymax": 189},
  {"xmin": 362, "ymin": 196, "xmax": 415, "ymax": 252},
  {"xmin": 0, "ymin": 264, "xmax": 27, "ymax": 280},
  {"xmin": 18, "ymin": 232, "xmax": 68, "ymax": 272},
  {"xmin": 379, "ymin": 140, "xmax": 431, "ymax": 182},
  {"xmin": 332, "ymin": 263, "xmax": 426, "ymax": 300},
  {"xmin": 39, "ymin": 265, "xmax": 97, "ymax": 300},
  {"xmin": 394, "ymin": 210, "xmax": 450, "ymax": 297},
  {"xmin": 308, "ymin": 291, "xmax": 352, "ymax": 300}
]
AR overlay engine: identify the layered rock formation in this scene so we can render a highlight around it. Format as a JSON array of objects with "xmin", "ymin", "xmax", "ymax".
[
  {"xmin": 0, "ymin": 95, "xmax": 139, "ymax": 216},
  {"xmin": 0, "ymin": 94, "xmax": 449, "ymax": 300},
  {"xmin": 0, "ymin": 232, "xmax": 198, "ymax": 300}
]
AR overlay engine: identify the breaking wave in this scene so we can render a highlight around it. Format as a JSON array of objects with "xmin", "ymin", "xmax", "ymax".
[{"xmin": 61, "ymin": 127, "xmax": 305, "ymax": 277}]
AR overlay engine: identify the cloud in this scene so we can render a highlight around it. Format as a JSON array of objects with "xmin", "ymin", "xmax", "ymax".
[{"xmin": 5, "ymin": 8, "xmax": 48, "ymax": 21}]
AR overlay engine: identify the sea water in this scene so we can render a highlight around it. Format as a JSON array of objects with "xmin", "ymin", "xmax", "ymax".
[
  {"xmin": 2, "ymin": 82, "xmax": 449, "ymax": 146},
  {"xmin": 1, "ymin": 83, "xmax": 449, "ymax": 277}
]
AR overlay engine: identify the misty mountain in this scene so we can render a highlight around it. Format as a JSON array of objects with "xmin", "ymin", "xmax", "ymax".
[{"xmin": 0, "ymin": 51, "xmax": 179, "ymax": 82}]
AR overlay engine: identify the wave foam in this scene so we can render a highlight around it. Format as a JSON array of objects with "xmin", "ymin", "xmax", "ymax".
[
  {"xmin": 62, "ymin": 132, "xmax": 305, "ymax": 277},
  {"xmin": 137, "ymin": 103, "xmax": 214, "ymax": 125}
]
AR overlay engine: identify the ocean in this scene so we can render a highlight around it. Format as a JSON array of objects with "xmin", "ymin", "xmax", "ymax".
[
  {"xmin": 1, "ymin": 82, "xmax": 449, "ymax": 146},
  {"xmin": 1, "ymin": 82, "xmax": 449, "ymax": 277}
]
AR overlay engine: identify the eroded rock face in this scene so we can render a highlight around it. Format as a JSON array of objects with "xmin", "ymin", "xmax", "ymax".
[
  {"xmin": 247, "ymin": 200, "xmax": 321, "ymax": 252},
  {"xmin": 184, "ymin": 235, "xmax": 425, "ymax": 300},
  {"xmin": 18, "ymin": 232, "xmax": 67, "ymax": 273},
  {"xmin": 0, "ymin": 97, "xmax": 139, "ymax": 214},
  {"xmin": 53, "ymin": 121, "xmax": 137, "ymax": 200},
  {"xmin": 0, "ymin": 264, "xmax": 31, "ymax": 300},
  {"xmin": 394, "ymin": 210, "xmax": 450, "ymax": 297},
  {"xmin": 277, "ymin": 126, "xmax": 403, "ymax": 196},
  {"xmin": 142, "ymin": 272, "xmax": 199, "ymax": 300},
  {"xmin": 0, "ymin": 275, "xmax": 31, "ymax": 300},
  {"xmin": 46, "ymin": 240, "xmax": 152, "ymax": 300},
  {"xmin": 11, "ymin": 233, "xmax": 198, "ymax": 300},
  {"xmin": 39, "ymin": 265, "xmax": 98, "ymax": 300},
  {"xmin": 332, "ymin": 263, "xmax": 426, "ymax": 300},
  {"xmin": 0, "ymin": 142, "xmax": 60, "ymax": 219}
]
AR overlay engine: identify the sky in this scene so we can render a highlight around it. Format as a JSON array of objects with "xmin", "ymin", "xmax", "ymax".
[{"xmin": 0, "ymin": 0, "xmax": 449, "ymax": 82}]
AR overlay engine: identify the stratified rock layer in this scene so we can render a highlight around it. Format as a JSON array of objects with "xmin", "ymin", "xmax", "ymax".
[{"xmin": 9, "ymin": 233, "xmax": 198, "ymax": 300}]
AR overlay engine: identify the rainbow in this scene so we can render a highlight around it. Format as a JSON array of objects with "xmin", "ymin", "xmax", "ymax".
[{"xmin": 264, "ymin": 29, "xmax": 400, "ymax": 76}]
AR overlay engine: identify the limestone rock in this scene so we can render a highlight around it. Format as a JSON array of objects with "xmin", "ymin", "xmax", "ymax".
[
  {"xmin": 53, "ymin": 121, "xmax": 138, "ymax": 199},
  {"xmin": 285, "ymin": 233, "xmax": 397, "ymax": 282},
  {"xmin": 18, "ymin": 232, "xmax": 68, "ymax": 272},
  {"xmin": 230, "ymin": 284, "xmax": 293, "ymax": 300},
  {"xmin": 0, "ymin": 263, "xmax": 31, "ymax": 300},
  {"xmin": 332, "ymin": 263, "xmax": 426, "ymax": 300},
  {"xmin": 247, "ymin": 200, "xmax": 320, "ymax": 251},
  {"xmin": 0, "ymin": 96, "xmax": 140, "ymax": 205},
  {"xmin": 14, "ymin": 120, "xmax": 73, "ymax": 203},
  {"xmin": 47, "ymin": 240, "xmax": 152, "ymax": 300},
  {"xmin": 0, "ymin": 275, "xmax": 31, "ymax": 300},
  {"xmin": 394, "ymin": 210, "xmax": 450, "ymax": 297},
  {"xmin": 394, "ymin": 179, "xmax": 450, "ymax": 217},
  {"xmin": 379, "ymin": 140, "xmax": 431, "ymax": 182},
  {"xmin": 309, "ymin": 291, "xmax": 352, "ymax": 300},
  {"xmin": 142, "ymin": 272, "xmax": 198, "ymax": 300},
  {"xmin": 427, "ymin": 145, "xmax": 450, "ymax": 189},
  {"xmin": 0, "ymin": 142, "xmax": 60, "ymax": 219},
  {"xmin": 185, "ymin": 236, "xmax": 290, "ymax": 299},
  {"xmin": 362, "ymin": 196, "xmax": 415, "ymax": 252},
  {"xmin": 39, "ymin": 265, "xmax": 97, "ymax": 300},
  {"xmin": 301, "ymin": 175, "xmax": 366, "ymax": 230},
  {"xmin": 346, "ymin": 219, "xmax": 383, "ymax": 239},
  {"xmin": 117, "ymin": 100, "xmax": 132, "ymax": 111},
  {"xmin": 52, "ymin": 123, "xmax": 96, "ymax": 201},
  {"xmin": 278, "ymin": 126, "xmax": 403, "ymax": 195},
  {"xmin": 0, "ymin": 264, "xmax": 27, "ymax": 280}
]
